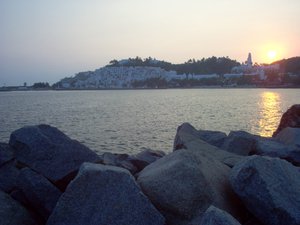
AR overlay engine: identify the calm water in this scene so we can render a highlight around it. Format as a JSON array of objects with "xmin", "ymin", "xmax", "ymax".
[{"xmin": 0, "ymin": 89, "xmax": 299, "ymax": 154}]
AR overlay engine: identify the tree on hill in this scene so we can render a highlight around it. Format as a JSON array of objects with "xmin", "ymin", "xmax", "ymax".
[
  {"xmin": 174, "ymin": 56, "xmax": 240, "ymax": 75},
  {"xmin": 109, "ymin": 59, "xmax": 119, "ymax": 66},
  {"xmin": 272, "ymin": 57, "xmax": 300, "ymax": 74},
  {"xmin": 32, "ymin": 82, "xmax": 50, "ymax": 89},
  {"xmin": 105, "ymin": 56, "xmax": 240, "ymax": 75}
]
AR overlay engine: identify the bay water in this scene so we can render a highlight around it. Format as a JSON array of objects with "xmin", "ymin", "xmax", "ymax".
[{"xmin": 0, "ymin": 89, "xmax": 299, "ymax": 154}]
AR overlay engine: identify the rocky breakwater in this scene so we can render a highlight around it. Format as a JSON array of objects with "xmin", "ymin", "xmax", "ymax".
[{"xmin": 0, "ymin": 104, "xmax": 300, "ymax": 225}]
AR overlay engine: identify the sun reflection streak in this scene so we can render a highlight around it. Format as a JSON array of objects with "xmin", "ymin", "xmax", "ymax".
[{"xmin": 258, "ymin": 92, "xmax": 282, "ymax": 137}]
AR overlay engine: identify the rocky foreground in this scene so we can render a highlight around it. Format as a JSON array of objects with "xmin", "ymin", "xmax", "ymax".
[{"xmin": 1, "ymin": 105, "xmax": 300, "ymax": 225}]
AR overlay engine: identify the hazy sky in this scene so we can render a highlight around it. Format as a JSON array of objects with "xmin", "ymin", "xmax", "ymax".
[{"xmin": 0, "ymin": 0, "xmax": 299, "ymax": 86}]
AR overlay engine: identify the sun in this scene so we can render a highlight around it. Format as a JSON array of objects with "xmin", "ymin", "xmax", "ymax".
[{"xmin": 267, "ymin": 50, "xmax": 277, "ymax": 61}]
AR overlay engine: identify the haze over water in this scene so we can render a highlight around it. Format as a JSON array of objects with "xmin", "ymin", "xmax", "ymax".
[{"xmin": 0, "ymin": 89, "xmax": 298, "ymax": 154}]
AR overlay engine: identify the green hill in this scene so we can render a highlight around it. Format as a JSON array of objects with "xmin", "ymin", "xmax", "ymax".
[{"xmin": 272, "ymin": 57, "xmax": 300, "ymax": 74}]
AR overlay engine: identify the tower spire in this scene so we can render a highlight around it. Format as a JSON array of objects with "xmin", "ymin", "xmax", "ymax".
[{"xmin": 246, "ymin": 53, "xmax": 253, "ymax": 66}]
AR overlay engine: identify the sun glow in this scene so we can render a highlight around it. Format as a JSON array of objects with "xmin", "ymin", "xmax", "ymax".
[
  {"xmin": 259, "ymin": 43, "xmax": 286, "ymax": 63},
  {"xmin": 267, "ymin": 50, "xmax": 277, "ymax": 61}
]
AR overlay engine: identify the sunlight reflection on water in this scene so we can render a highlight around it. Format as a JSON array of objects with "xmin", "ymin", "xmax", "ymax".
[{"xmin": 258, "ymin": 92, "xmax": 282, "ymax": 137}]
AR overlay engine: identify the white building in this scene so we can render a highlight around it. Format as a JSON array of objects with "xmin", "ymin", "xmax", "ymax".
[{"xmin": 229, "ymin": 53, "xmax": 279, "ymax": 80}]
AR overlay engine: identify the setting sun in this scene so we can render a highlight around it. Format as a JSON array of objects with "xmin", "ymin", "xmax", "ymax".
[
  {"xmin": 267, "ymin": 50, "xmax": 277, "ymax": 61},
  {"xmin": 259, "ymin": 42, "xmax": 287, "ymax": 63}
]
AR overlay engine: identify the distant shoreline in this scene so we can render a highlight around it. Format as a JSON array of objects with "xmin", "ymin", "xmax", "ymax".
[{"xmin": 1, "ymin": 85, "xmax": 300, "ymax": 92}]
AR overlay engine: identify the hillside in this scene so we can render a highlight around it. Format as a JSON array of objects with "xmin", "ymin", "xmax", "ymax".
[
  {"xmin": 272, "ymin": 57, "xmax": 300, "ymax": 74},
  {"xmin": 54, "ymin": 56, "xmax": 240, "ymax": 89},
  {"xmin": 53, "ymin": 56, "xmax": 300, "ymax": 89}
]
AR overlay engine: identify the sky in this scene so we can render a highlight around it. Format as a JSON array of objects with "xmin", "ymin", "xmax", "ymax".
[{"xmin": 0, "ymin": 0, "xmax": 299, "ymax": 86}]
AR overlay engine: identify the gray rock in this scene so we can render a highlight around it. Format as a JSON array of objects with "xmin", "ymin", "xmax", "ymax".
[
  {"xmin": 118, "ymin": 159, "xmax": 138, "ymax": 174},
  {"xmin": 10, "ymin": 189, "xmax": 30, "ymax": 208},
  {"xmin": 0, "ymin": 142, "xmax": 14, "ymax": 166},
  {"xmin": 230, "ymin": 155, "xmax": 300, "ymax": 225},
  {"xmin": 102, "ymin": 152, "xmax": 129, "ymax": 165},
  {"xmin": 255, "ymin": 138, "xmax": 300, "ymax": 166},
  {"xmin": 199, "ymin": 206, "xmax": 241, "ymax": 225},
  {"xmin": 137, "ymin": 149, "xmax": 246, "ymax": 224},
  {"xmin": 47, "ymin": 163, "xmax": 165, "ymax": 225},
  {"xmin": 221, "ymin": 131, "xmax": 257, "ymax": 156},
  {"xmin": 100, "ymin": 149, "xmax": 165, "ymax": 175},
  {"xmin": 0, "ymin": 160, "xmax": 19, "ymax": 192},
  {"xmin": 138, "ymin": 150, "xmax": 211, "ymax": 220},
  {"xmin": 273, "ymin": 104, "xmax": 300, "ymax": 136},
  {"xmin": 275, "ymin": 127, "xmax": 300, "ymax": 147},
  {"xmin": 128, "ymin": 148, "xmax": 166, "ymax": 172},
  {"xmin": 127, "ymin": 158, "xmax": 149, "ymax": 173},
  {"xmin": 173, "ymin": 123, "xmax": 243, "ymax": 167},
  {"xmin": 244, "ymin": 218, "xmax": 265, "ymax": 225},
  {"xmin": 9, "ymin": 124, "xmax": 100, "ymax": 189},
  {"xmin": 134, "ymin": 148, "xmax": 166, "ymax": 163},
  {"xmin": 197, "ymin": 130, "xmax": 227, "ymax": 148},
  {"xmin": 101, "ymin": 149, "xmax": 165, "ymax": 175},
  {"xmin": 17, "ymin": 168, "xmax": 62, "ymax": 220},
  {"xmin": 0, "ymin": 190, "xmax": 38, "ymax": 225},
  {"xmin": 101, "ymin": 152, "xmax": 138, "ymax": 174},
  {"xmin": 173, "ymin": 123, "xmax": 227, "ymax": 149}
]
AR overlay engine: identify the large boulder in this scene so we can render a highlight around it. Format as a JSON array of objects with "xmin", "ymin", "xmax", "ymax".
[
  {"xmin": 0, "ymin": 143, "xmax": 19, "ymax": 193},
  {"xmin": 197, "ymin": 130, "xmax": 227, "ymax": 148},
  {"xmin": 199, "ymin": 206, "xmax": 241, "ymax": 225},
  {"xmin": 137, "ymin": 149, "xmax": 246, "ymax": 225},
  {"xmin": 174, "ymin": 123, "xmax": 227, "ymax": 148},
  {"xmin": 273, "ymin": 104, "xmax": 300, "ymax": 136},
  {"xmin": 230, "ymin": 155, "xmax": 300, "ymax": 225},
  {"xmin": 0, "ymin": 143, "xmax": 14, "ymax": 166},
  {"xmin": 255, "ymin": 138, "xmax": 300, "ymax": 166},
  {"xmin": 17, "ymin": 168, "xmax": 62, "ymax": 220},
  {"xmin": 173, "ymin": 123, "xmax": 243, "ymax": 167},
  {"xmin": 0, "ymin": 190, "xmax": 38, "ymax": 225},
  {"xmin": 221, "ymin": 131, "xmax": 257, "ymax": 156},
  {"xmin": 275, "ymin": 127, "xmax": 300, "ymax": 147},
  {"xmin": 0, "ymin": 160, "xmax": 19, "ymax": 193},
  {"xmin": 9, "ymin": 124, "xmax": 100, "ymax": 189},
  {"xmin": 46, "ymin": 163, "xmax": 165, "ymax": 225}
]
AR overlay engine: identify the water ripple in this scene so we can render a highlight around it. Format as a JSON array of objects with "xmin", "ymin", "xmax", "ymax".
[{"xmin": 0, "ymin": 89, "xmax": 299, "ymax": 154}]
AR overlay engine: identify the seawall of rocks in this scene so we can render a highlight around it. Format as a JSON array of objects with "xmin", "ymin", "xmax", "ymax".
[{"xmin": 0, "ymin": 105, "xmax": 300, "ymax": 225}]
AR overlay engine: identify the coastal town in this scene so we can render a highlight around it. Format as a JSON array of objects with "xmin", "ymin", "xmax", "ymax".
[
  {"xmin": 55, "ymin": 54, "xmax": 298, "ymax": 89},
  {"xmin": 1, "ymin": 54, "xmax": 300, "ymax": 91}
]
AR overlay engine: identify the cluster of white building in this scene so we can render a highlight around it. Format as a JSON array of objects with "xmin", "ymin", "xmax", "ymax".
[
  {"xmin": 62, "ymin": 67, "xmax": 176, "ymax": 88},
  {"xmin": 224, "ymin": 53, "xmax": 279, "ymax": 80},
  {"xmin": 60, "ymin": 66, "xmax": 219, "ymax": 89}
]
